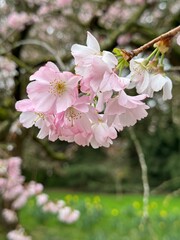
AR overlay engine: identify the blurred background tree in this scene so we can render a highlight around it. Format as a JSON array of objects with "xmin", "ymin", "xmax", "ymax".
[{"xmin": 0, "ymin": 0, "xmax": 179, "ymax": 194}]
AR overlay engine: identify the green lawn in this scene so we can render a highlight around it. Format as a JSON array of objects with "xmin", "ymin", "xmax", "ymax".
[{"xmin": 1, "ymin": 190, "xmax": 180, "ymax": 240}]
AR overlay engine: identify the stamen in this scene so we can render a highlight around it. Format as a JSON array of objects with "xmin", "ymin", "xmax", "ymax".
[
  {"xmin": 34, "ymin": 113, "xmax": 45, "ymax": 124},
  {"xmin": 49, "ymin": 79, "xmax": 66, "ymax": 96},
  {"xmin": 66, "ymin": 108, "xmax": 82, "ymax": 126}
]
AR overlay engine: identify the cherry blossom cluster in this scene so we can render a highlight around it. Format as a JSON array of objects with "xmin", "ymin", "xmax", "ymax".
[
  {"xmin": 0, "ymin": 56, "xmax": 17, "ymax": 91},
  {"xmin": 15, "ymin": 32, "xmax": 173, "ymax": 148},
  {"xmin": 7, "ymin": 228, "xmax": 32, "ymax": 240},
  {"xmin": 6, "ymin": 12, "xmax": 33, "ymax": 31},
  {"xmin": 0, "ymin": 157, "xmax": 43, "ymax": 220},
  {"xmin": 0, "ymin": 157, "xmax": 80, "ymax": 239},
  {"xmin": 36, "ymin": 194, "xmax": 80, "ymax": 224},
  {"xmin": 0, "ymin": 0, "xmax": 72, "ymax": 34}
]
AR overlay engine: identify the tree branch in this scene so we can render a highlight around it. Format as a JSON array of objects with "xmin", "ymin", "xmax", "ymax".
[
  {"xmin": 14, "ymin": 39, "xmax": 66, "ymax": 71},
  {"xmin": 129, "ymin": 127, "xmax": 150, "ymax": 225},
  {"xmin": 125, "ymin": 25, "xmax": 180, "ymax": 61},
  {"xmin": 33, "ymin": 137, "xmax": 67, "ymax": 161}
]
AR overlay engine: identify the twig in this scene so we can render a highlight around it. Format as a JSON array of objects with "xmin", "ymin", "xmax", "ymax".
[
  {"xmin": 151, "ymin": 177, "xmax": 180, "ymax": 194},
  {"xmin": 129, "ymin": 127, "xmax": 150, "ymax": 225},
  {"xmin": 165, "ymin": 66, "xmax": 180, "ymax": 72},
  {"xmin": 124, "ymin": 25, "xmax": 180, "ymax": 61},
  {"xmin": 15, "ymin": 39, "xmax": 66, "ymax": 71},
  {"xmin": 33, "ymin": 137, "xmax": 67, "ymax": 161}
]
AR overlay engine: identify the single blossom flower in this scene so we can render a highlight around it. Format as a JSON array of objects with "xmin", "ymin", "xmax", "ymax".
[
  {"xmin": 36, "ymin": 193, "xmax": 49, "ymax": 206},
  {"xmin": 89, "ymin": 114, "xmax": 117, "ymax": 148},
  {"xmin": 58, "ymin": 206, "xmax": 80, "ymax": 224},
  {"xmin": 15, "ymin": 99, "xmax": 59, "ymax": 141},
  {"xmin": 55, "ymin": 96, "xmax": 93, "ymax": 146},
  {"xmin": 128, "ymin": 58, "xmax": 172, "ymax": 100},
  {"xmin": 2, "ymin": 209, "xmax": 18, "ymax": 223},
  {"xmin": 105, "ymin": 90, "xmax": 149, "ymax": 129},
  {"xmin": 71, "ymin": 32, "xmax": 118, "ymax": 93},
  {"xmin": 27, "ymin": 62, "xmax": 81, "ymax": 113}
]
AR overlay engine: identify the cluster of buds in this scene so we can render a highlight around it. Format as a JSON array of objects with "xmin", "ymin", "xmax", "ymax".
[
  {"xmin": 0, "ymin": 157, "xmax": 80, "ymax": 239},
  {"xmin": 16, "ymin": 32, "xmax": 172, "ymax": 148}
]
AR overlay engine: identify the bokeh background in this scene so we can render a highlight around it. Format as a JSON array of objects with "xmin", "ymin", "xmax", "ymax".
[{"xmin": 0, "ymin": 0, "xmax": 180, "ymax": 239}]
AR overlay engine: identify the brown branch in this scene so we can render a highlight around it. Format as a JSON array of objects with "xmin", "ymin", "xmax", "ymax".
[{"xmin": 124, "ymin": 25, "xmax": 180, "ymax": 61}]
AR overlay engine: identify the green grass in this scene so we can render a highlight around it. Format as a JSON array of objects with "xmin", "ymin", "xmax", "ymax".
[{"xmin": 1, "ymin": 190, "xmax": 180, "ymax": 240}]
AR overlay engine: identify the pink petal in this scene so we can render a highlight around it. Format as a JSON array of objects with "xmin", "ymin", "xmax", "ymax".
[
  {"xmin": 35, "ymin": 93, "xmax": 56, "ymax": 113},
  {"xmin": 15, "ymin": 99, "xmax": 34, "ymax": 112},
  {"xmin": 56, "ymin": 93, "xmax": 73, "ymax": 113},
  {"xmin": 45, "ymin": 61, "xmax": 60, "ymax": 72},
  {"xmin": 29, "ymin": 66, "xmax": 58, "ymax": 83}
]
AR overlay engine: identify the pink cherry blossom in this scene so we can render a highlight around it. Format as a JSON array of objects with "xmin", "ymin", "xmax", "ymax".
[
  {"xmin": 105, "ymin": 91, "xmax": 149, "ymax": 129},
  {"xmin": 27, "ymin": 62, "xmax": 81, "ymax": 113},
  {"xmin": 58, "ymin": 206, "xmax": 80, "ymax": 224},
  {"xmin": 2, "ymin": 209, "xmax": 18, "ymax": 223},
  {"xmin": 15, "ymin": 99, "xmax": 59, "ymax": 141},
  {"xmin": 12, "ymin": 192, "xmax": 29, "ymax": 210},
  {"xmin": 56, "ymin": 0, "xmax": 73, "ymax": 8},
  {"xmin": 26, "ymin": 181, "xmax": 43, "ymax": 196},
  {"xmin": 71, "ymin": 32, "xmax": 118, "ymax": 93},
  {"xmin": 7, "ymin": 228, "xmax": 32, "ymax": 240},
  {"xmin": 55, "ymin": 97, "xmax": 93, "ymax": 146},
  {"xmin": 99, "ymin": 71, "xmax": 130, "ymax": 92},
  {"xmin": 90, "ymin": 117, "xmax": 117, "ymax": 148},
  {"xmin": 7, "ymin": 12, "xmax": 31, "ymax": 31},
  {"xmin": 36, "ymin": 193, "xmax": 49, "ymax": 206},
  {"xmin": 42, "ymin": 201, "xmax": 59, "ymax": 213}
]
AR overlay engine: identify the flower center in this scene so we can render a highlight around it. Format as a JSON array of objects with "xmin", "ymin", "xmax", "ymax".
[
  {"xmin": 34, "ymin": 113, "xmax": 45, "ymax": 124},
  {"xmin": 66, "ymin": 107, "xmax": 82, "ymax": 126},
  {"xmin": 49, "ymin": 80, "xmax": 66, "ymax": 96}
]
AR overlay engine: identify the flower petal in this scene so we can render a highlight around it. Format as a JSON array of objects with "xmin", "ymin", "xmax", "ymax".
[{"xmin": 86, "ymin": 31, "xmax": 100, "ymax": 52}]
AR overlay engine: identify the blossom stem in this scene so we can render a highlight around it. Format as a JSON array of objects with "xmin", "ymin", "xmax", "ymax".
[
  {"xmin": 125, "ymin": 25, "xmax": 180, "ymax": 61},
  {"xmin": 155, "ymin": 50, "xmax": 160, "ymax": 60},
  {"xmin": 145, "ymin": 48, "xmax": 158, "ymax": 63},
  {"xmin": 160, "ymin": 53, "xmax": 165, "ymax": 65}
]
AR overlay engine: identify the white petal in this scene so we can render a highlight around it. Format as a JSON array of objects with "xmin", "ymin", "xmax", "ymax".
[
  {"xmin": 162, "ymin": 77, "xmax": 172, "ymax": 100},
  {"xmin": 151, "ymin": 73, "xmax": 167, "ymax": 92},
  {"xmin": 71, "ymin": 44, "xmax": 96, "ymax": 57},
  {"xmin": 138, "ymin": 70, "xmax": 150, "ymax": 93},
  {"xmin": 86, "ymin": 32, "xmax": 100, "ymax": 52},
  {"xmin": 19, "ymin": 112, "xmax": 36, "ymax": 128},
  {"xmin": 102, "ymin": 51, "xmax": 118, "ymax": 68}
]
